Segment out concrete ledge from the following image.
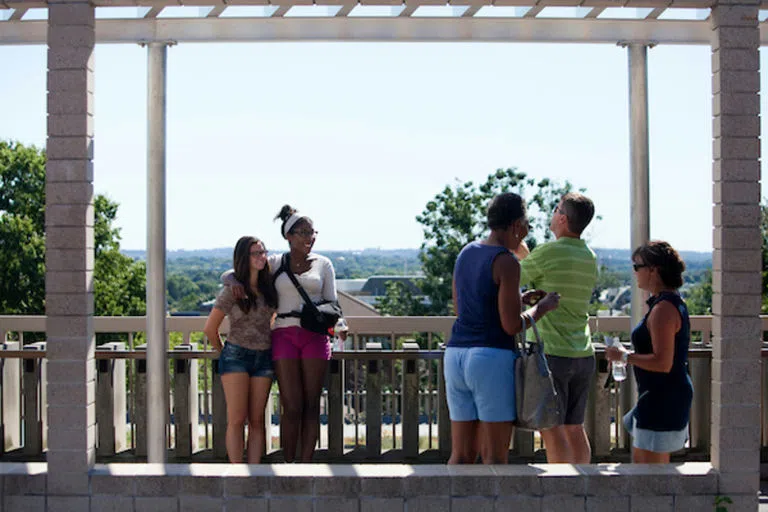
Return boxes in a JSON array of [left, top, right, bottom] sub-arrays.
[[0, 461, 735, 511]]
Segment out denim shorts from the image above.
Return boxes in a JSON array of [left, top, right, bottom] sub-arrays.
[[623, 408, 689, 454], [444, 346, 518, 422], [218, 342, 274, 378]]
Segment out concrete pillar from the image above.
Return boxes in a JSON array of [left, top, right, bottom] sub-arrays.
[[172, 343, 199, 458], [327, 358, 344, 459], [22, 342, 47, 456], [710, 0, 762, 503], [44, 0, 96, 498], [146, 42, 169, 464], [2, 341, 21, 453], [96, 342, 127, 457], [212, 361, 227, 459], [134, 343, 148, 458]]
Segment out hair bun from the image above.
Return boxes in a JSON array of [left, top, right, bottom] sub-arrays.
[[275, 204, 296, 222]]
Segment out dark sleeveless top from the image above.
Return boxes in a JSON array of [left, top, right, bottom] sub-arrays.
[[448, 242, 518, 351], [630, 292, 694, 431]]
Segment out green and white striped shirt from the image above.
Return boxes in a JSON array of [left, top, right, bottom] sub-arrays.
[[519, 237, 598, 358]]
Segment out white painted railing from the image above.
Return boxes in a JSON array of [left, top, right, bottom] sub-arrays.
[[1, 315, 767, 463]]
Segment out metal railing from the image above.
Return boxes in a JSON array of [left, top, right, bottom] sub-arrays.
[[0, 315, 766, 463]]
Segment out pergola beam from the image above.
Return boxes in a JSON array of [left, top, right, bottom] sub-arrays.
[[1, 17, 758, 45]]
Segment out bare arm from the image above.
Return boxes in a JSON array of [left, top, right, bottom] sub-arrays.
[[495, 252, 525, 336], [495, 253, 558, 334], [203, 307, 226, 352], [452, 278, 458, 314], [606, 301, 680, 373], [321, 258, 338, 302], [512, 240, 530, 260]]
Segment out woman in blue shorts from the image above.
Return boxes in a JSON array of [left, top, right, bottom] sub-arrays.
[[445, 192, 560, 464], [204, 236, 278, 463], [606, 241, 693, 463]]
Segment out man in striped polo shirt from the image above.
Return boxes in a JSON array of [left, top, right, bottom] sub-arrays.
[[515, 192, 598, 464]]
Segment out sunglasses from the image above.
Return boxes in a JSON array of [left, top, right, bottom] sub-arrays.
[[293, 229, 317, 238], [632, 263, 648, 271]]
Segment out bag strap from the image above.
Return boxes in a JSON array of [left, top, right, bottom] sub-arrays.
[[272, 254, 287, 284], [282, 253, 323, 320]]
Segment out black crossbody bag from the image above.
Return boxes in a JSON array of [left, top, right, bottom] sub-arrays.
[[275, 253, 342, 336]]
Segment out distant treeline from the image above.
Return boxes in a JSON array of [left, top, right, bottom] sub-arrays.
[[142, 247, 713, 314]]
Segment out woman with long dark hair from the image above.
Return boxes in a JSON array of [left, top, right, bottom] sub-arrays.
[[204, 236, 278, 463], [225, 205, 338, 462], [605, 240, 693, 463]]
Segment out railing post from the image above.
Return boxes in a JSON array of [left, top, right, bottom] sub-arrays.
[[437, 355, 451, 459], [586, 358, 612, 457], [365, 345, 382, 458], [1, 341, 21, 454], [513, 429, 534, 459], [327, 357, 344, 459], [96, 342, 127, 457], [134, 343, 148, 458], [212, 358, 227, 459], [22, 342, 47, 456], [689, 353, 711, 454], [402, 342, 420, 459], [172, 343, 199, 458]]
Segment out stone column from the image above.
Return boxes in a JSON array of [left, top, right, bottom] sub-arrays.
[[45, 1, 96, 506], [710, 1, 762, 507]]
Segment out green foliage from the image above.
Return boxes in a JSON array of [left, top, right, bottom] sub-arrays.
[[714, 495, 732, 512], [0, 140, 146, 325], [0, 142, 47, 314], [375, 281, 426, 316], [686, 269, 712, 316], [762, 201, 768, 314], [413, 167, 578, 315]]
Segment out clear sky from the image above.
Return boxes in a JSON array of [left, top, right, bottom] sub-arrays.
[[1, 39, 765, 253]]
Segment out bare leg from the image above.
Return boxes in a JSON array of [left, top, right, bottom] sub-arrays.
[[274, 359, 303, 463], [221, 372, 250, 463], [563, 424, 592, 464], [540, 425, 574, 463], [299, 358, 329, 462], [448, 420, 479, 464], [246, 376, 273, 464], [477, 422, 514, 464], [633, 447, 670, 463]]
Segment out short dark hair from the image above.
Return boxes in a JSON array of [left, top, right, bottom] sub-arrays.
[[560, 193, 595, 235], [487, 193, 526, 231], [632, 240, 686, 289]]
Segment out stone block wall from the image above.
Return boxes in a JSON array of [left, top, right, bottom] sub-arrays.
[[0, 462, 752, 512]]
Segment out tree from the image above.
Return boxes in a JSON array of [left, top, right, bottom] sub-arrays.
[[375, 281, 426, 317], [0, 142, 47, 314], [762, 201, 768, 313], [686, 269, 712, 316], [0, 140, 145, 321], [413, 168, 579, 315]]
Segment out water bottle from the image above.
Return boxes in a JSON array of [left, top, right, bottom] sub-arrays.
[[605, 336, 627, 382]]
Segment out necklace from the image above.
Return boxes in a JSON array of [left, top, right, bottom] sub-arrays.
[[291, 257, 311, 273]]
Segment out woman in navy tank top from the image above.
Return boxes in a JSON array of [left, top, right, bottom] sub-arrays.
[[606, 241, 693, 463], [445, 193, 561, 464]]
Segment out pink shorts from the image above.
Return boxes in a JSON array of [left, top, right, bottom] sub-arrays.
[[271, 326, 331, 360]]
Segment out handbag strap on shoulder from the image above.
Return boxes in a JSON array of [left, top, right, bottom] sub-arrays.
[[282, 253, 322, 318]]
